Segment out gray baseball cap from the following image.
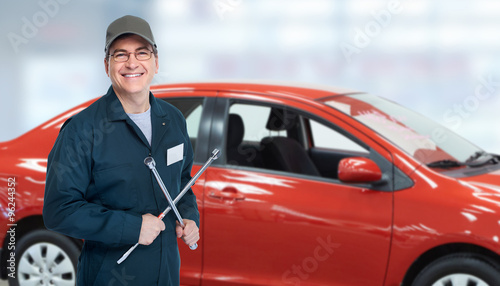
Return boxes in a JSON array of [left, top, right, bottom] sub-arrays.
[[105, 15, 157, 54]]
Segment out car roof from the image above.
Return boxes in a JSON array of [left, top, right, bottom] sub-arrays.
[[150, 81, 360, 101]]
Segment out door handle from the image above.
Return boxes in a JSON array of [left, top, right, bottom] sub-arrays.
[[208, 187, 245, 201]]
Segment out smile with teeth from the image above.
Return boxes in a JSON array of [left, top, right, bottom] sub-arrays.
[[123, 73, 143, 78]]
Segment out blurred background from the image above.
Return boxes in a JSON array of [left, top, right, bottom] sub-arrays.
[[1, 0, 499, 153]]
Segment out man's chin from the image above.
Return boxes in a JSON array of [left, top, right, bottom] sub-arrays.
[[113, 85, 150, 97]]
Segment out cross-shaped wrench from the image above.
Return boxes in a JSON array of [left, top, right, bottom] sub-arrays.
[[144, 156, 198, 250], [117, 148, 220, 264]]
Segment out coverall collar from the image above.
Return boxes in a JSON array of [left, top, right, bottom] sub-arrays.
[[105, 86, 171, 150], [105, 85, 168, 121]]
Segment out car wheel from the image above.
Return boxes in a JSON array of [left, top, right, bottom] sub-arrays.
[[412, 253, 500, 286], [9, 229, 79, 286]]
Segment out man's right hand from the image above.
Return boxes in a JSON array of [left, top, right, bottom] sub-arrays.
[[138, 213, 166, 245]]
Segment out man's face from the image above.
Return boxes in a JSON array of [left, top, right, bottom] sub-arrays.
[[105, 34, 159, 98]]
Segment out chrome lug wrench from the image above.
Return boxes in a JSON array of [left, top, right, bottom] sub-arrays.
[[117, 148, 220, 264], [145, 156, 197, 250]]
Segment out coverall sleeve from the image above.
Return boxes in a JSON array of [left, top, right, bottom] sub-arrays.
[[43, 121, 142, 245]]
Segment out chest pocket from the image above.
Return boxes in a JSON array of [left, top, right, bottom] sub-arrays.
[[94, 163, 138, 210]]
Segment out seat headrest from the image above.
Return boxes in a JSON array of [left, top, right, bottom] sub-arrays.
[[266, 107, 297, 131], [227, 114, 244, 148]]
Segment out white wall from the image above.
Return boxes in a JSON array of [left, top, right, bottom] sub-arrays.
[[1, 0, 499, 153]]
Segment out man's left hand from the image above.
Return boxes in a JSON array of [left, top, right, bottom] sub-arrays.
[[176, 219, 200, 247]]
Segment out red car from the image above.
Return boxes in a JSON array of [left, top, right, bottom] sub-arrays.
[[1, 82, 500, 286]]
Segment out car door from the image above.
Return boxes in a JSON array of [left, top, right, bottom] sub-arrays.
[[160, 95, 215, 285], [201, 95, 394, 285]]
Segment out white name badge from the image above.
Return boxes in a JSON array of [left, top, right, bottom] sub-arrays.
[[167, 143, 184, 166]]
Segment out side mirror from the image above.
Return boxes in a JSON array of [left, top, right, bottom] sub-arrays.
[[338, 157, 383, 184]]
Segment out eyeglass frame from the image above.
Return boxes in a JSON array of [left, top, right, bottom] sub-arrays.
[[107, 48, 156, 63]]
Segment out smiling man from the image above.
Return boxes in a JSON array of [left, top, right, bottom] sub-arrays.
[[43, 15, 200, 285]]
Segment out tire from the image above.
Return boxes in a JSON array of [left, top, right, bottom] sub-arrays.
[[8, 229, 79, 286], [412, 253, 500, 286]]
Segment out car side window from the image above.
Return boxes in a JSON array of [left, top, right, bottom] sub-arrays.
[[309, 120, 368, 154], [186, 105, 202, 140], [162, 98, 204, 152], [226, 102, 370, 180]]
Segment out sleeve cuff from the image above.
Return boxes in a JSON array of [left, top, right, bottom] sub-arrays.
[[120, 212, 143, 245]]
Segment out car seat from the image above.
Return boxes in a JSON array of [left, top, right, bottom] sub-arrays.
[[260, 108, 320, 176], [226, 113, 255, 167]]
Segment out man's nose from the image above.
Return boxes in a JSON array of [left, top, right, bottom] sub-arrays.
[[125, 53, 139, 68]]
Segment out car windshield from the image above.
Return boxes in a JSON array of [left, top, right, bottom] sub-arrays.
[[323, 94, 483, 166]]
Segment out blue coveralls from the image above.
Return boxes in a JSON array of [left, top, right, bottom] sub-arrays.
[[43, 86, 199, 285]]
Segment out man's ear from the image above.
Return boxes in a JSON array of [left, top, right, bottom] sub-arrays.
[[104, 57, 110, 77], [155, 55, 159, 74]]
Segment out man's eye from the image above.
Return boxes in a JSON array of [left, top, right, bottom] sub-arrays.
[[115, 53, 127, 58], [137, 51, 149, 56]]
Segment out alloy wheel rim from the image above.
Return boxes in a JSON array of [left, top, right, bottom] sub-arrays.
[[18, 242, 75, 286], [432, 273, 489, 286]]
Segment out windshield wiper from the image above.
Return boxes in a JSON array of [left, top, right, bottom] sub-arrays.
[[427, 153, 500, 169], [426, 160, 464, 169], [465, 151, 499, 167], [465, 151, 487, 163]]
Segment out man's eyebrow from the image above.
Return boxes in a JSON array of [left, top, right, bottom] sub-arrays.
[[111, 46, 150, 54], [111, 48, 128, 54]]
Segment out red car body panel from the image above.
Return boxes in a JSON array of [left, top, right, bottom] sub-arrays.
[[1, 82, 499, 285]]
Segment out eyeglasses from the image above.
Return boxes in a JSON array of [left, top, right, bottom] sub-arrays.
[[109, 49, 154, 62]]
